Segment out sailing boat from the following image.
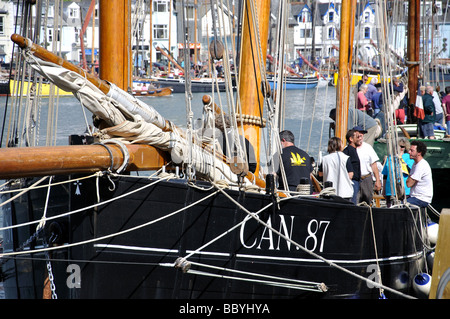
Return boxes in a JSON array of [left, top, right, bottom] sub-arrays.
[[0, 0, 433, 299]]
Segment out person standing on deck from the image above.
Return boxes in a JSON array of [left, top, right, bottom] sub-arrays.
[[443, 86, 450, 138], [357, 74, 368, 91], [421, 86, 436, 139], [381, 138, 414, 207], [274, 130, 313, 193], [406, 140, 433, 208], [319, 137, 354, 201], [372, 86, 383, 117], [365, 77, 378, 108], [357, 84, 372, 117], [343, 129, 361, 204], [354, 126, 381, 205], [432, 85, 444, 127]]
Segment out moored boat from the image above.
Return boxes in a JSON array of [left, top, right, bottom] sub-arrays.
[[0, 0, 436, 300], [132, 80, 173, 97], [267, 75, 319, 90], [150, 75, 231, 93]]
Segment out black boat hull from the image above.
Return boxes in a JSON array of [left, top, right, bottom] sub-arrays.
[[1, 175, 427, 299]]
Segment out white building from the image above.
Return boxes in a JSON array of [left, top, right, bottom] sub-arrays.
[[0, 1, 16, 64]]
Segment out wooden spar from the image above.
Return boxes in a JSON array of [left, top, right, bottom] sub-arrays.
[[295, 50, 328, 80], [11, 33, 110, 94], [239, 0, 270, 176], [0, 144, 169, 179], [155, 46, 184, 71], [407, 0, 420, 109], [267, 54, 301, 77], [335, 0, 355, 141]]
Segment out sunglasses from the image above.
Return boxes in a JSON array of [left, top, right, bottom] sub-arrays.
[[399, 145, 405, 148]]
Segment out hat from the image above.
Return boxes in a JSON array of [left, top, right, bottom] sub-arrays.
[[352, 126, 368, 134], [329, 108, 336, 120]]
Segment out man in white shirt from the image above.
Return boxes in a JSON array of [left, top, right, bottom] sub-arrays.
[[432, 86, 444, 126], [354, 126, 381, 205], [406, 140, 433, 207]]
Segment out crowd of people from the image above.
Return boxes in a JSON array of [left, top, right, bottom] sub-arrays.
[[272, 127, 433, 209], [356, 75, 408, 124], [415, 84, 450, 139], [356, 73, 450, 140]]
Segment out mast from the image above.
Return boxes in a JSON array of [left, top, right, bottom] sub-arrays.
[[238, 0, 271, 176], [335, 0, 356, 141], [149, 0, 153, 76], [99, 0, 130, 90], [407, 0, 420, 110]]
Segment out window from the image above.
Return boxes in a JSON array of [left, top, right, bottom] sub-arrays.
[[41, 5, 54, 17], [328, 27, 335, 39], [75, 27, 80, 44], [185, 6, 194, 19], [0, 16, 4, 35], [69, 6, 79, 18], [328, 11, 334, 23], [48, 29, 61, 42], [153, 0, 169, 12], [299, 9, 310, 23], [364, 27, 370, 39], [364, 12, 370, 23], [299, 28, 312, 38], [153, 24, 168, 39]]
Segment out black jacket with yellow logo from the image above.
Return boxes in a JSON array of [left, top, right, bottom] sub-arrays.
[[276, 145, 313, 192]]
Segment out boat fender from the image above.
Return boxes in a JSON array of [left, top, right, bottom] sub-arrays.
[[427, 222, 439, 245], [393, 271, 409, 290], [413, 273, 431, 297], [174, 257, 191, 273]]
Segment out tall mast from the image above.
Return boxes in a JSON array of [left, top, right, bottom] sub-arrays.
[[407, 0, 420, 109], [335, 0, 356, 141], [238, 0, 271, 176], [99, 0, 130, 90]]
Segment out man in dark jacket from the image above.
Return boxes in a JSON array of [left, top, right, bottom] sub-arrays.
[[274, 130, 313, 192], [421, 86, 436, 139], [343, 129, 361, 204]]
